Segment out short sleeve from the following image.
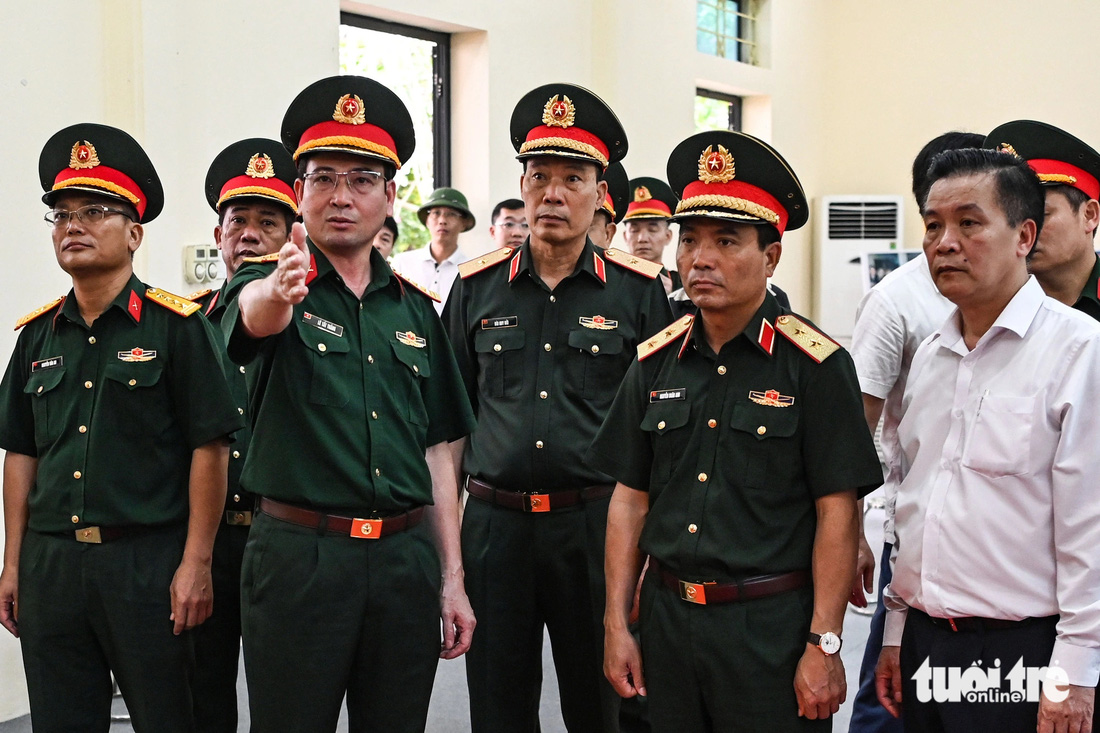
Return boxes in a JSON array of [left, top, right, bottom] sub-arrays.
[[585, 358, 654, 491], [222, 263, 276, 366], [440, 275, 479, 414], [850, 289, 905, 400], [168, 313, 245, 449], [419, 300, 476, 446], [0, 334, 37, 456]]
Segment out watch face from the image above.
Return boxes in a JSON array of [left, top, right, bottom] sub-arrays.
[[820, 632, 842, 655]]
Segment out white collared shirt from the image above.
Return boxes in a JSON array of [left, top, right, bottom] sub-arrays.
[[850, 254, 953, 543], [390, 245, 467, 314], [884, 276, 1100, 685]]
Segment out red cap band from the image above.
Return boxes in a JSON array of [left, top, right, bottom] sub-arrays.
[[296, 121, 400, 167], [679, 179, 788, 234], [1029, 159, 1100, 200], [53, 165, 147, 218], [218, 175, 298, 212], [521, 125, 610, 167], [625, 199, 672, 218]]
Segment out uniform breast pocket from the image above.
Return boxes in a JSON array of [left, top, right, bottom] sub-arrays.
[[391, 341, 432, 426], [566, 329, 625, 400], [730, 401, 801, 489], [962, 394, 1035, 478], [640, 400, 691, 484], [24, 367, 66, 446], [473, 328, 525, 399], [103, 362, 166, 440], [295, 319, 352, 407]]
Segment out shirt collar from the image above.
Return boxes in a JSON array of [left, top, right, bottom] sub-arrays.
[[416, 244, 466, 267], [509, 238, 607, 288], [688, 291, 781, 359], [1076, 254, 1100, 307], [934, 276, 1044, 354], [308, 240, 402, 298], [57, 272, 147, 329]]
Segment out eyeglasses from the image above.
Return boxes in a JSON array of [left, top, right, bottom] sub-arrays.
[[497, 221, 529, 231], [44, 204, 134, 227], [302, 170, 386, 195]]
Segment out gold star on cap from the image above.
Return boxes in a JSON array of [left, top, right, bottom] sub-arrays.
[[542, 95, 576, 128], [698, 144, 736, 184], [69, 141, 101, 170], [245, 153, 275, 179], [333, 94, 366, 125], [634, 185, 652, 202]]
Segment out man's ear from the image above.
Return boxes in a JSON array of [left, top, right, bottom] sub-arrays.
[[764, 241, 782, 277], [1018, 219, 1038, 258]]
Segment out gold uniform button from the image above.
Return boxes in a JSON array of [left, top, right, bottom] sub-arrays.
[[36, 386, 43, 394], [71, 515, 79, 524], [238, 407, 245, 415], [318, 343, 327, 352], [549, 295, 556, 303], [371, 411, 378, 420], [84, 381, 93, 389], [697, 473, 707, 482], [88, 336, 96, 345], [539, 391, 548, 399], [79, 425, 87, 433], [368, 355, 375, 364], [657, 421, 666, 430], [374, 468, 381, 477], [239, 366, 246, 374], [413, 365, 419, 374], [717, 365, 727, 375], [544, 343, 552, 352], [688, 523, 698, 534], [493, 344, 502, 352], [128, 379, 136, 386], [232, 451, 240, 459], [233, 494, 241, 503], [708, 419, 717, 428], [590, 345, 600, 354], [73, 471, 82, 479], [757, 425, 767, 435], [535, 440, 544, 449]]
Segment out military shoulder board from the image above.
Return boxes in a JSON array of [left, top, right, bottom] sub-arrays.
[[603, 248, 663, 279], [145, 288, 202, 317], [241, 253, 281, 264], [185, 288, 213, 302], [394, 272, 441, 302], [458, 247, 515, 279], [637, 314, 694, 361], [14, 296, 64, 331], [774, 314, 839, 363]]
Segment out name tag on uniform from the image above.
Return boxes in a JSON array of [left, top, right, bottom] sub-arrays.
[[31, 356, 63, 372], [118, 348, 156, 362], [302, 312, 344, 338], [650, 388, 686, 402], [481, 316, 518, 329]]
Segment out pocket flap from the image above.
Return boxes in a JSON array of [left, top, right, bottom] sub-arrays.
[[474, 328, 525, 354], [104, 362, 164, 390], [25, 367, 66, 396], [640, 400, 691, 434], [295, 317, 351, 356], [568, 328, 624, 357], [731, 400, 799, 440], [391, 341, 432, 378]]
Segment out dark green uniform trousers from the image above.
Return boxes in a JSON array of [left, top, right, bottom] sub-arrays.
[[191, 522, 249, 732], [240, 511, 442, 733], [462, 496, 619, 733], [639, 574, 827, 732], [18, 526, 194, 733]]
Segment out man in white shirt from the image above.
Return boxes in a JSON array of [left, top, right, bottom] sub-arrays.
[[875, 147, 1100, 733], [391, 187, 473, 313], [847, 132, 981, 733]]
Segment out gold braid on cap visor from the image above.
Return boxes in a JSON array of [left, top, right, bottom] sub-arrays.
[[53, 177, 141, 206], [675, 194, 780, 225], [294, 136, 401, 167], [519, 137, 609, 167], [1038, 173, 1078, 186], [217, 186, 298, 214]]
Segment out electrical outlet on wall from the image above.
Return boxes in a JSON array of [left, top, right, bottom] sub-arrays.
[[183, 244, 224, 285]]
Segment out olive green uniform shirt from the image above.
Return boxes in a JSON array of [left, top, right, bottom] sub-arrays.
[[224, 243, 475, 514], [0, 274, 243, 533], [587, 294, 882, 580], [442, 239, 673, 490], [1072, 254, 1100, 322]]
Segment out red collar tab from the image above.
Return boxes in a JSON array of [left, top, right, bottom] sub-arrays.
[[305, 254, 318, 286], [1029, 159, 1100, 200], [677, 317, 695, 360], [508, 249, 523, 282], [758, 317, 775, 355], [127, 290, 143, 323], [204, 290, 220, 317], [593, 250, 607, 283]]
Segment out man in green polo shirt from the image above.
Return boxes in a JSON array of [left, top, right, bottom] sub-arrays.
[[984, 121, 1100, 320], [0, 123, 242, 732], [590, 130, 881, 732], [188, 137, 298, 732], [223, 76, 476, 733], [443, 83, 672, 733]]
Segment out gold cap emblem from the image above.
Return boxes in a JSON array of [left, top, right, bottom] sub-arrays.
[[246, 153, 275, 179], [333, 94, 366, 125], [633, 185, 652, 202], [69, 141, 100, 170], [542, 95, 576, 128], [698, 145, 736, 184]]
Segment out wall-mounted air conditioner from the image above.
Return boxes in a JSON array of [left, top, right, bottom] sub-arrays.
[[814, 195, 905, 340]]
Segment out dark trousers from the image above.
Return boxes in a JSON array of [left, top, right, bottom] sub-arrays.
[[241, 511, 442, 733], [462, 495, 618, 733], [192, 522, 249, 732], [900, 609, 1058, 732], [848, 541, 903, 733], [18, 526, 195, 733], [639, 571, 828, 733]]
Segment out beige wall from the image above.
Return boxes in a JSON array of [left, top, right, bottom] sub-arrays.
[[3, 0, 1100, 721]]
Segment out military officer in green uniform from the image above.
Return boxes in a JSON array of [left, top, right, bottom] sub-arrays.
[[187, 138, 298, 732], [588, 161, 629, 249], [984, 121, 1100, 320], [0, 123, 243, 732], [443, 83, 672, 733], [622, 177, 680, 294], [590, 130, 882, 732], [223, 76, 476, 733]]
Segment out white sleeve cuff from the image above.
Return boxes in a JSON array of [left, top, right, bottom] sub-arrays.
[[883, 607, 908, 647], [1049, 639, 1100, 687]]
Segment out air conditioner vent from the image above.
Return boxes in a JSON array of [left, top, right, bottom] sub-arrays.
[[827, 202, 900, 240]]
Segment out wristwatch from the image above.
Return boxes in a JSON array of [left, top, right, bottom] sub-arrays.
[[808, 631, 842, 655]]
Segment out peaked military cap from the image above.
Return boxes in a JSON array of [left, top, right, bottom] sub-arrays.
[[600, 162, 630, 224], [205, 138, 298, 215], [282, 75, 415, 169], [624, 176, 678, 221], [40, 123, 164, 223], [985, 120, 1100, 201], [510, 83, 627, 169], [667, 130, 808, 235]]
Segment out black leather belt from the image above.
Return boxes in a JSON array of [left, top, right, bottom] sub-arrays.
[[258, 497, 424, 540], [465, 477, 613, 513], [653, 560, 810, 605]]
